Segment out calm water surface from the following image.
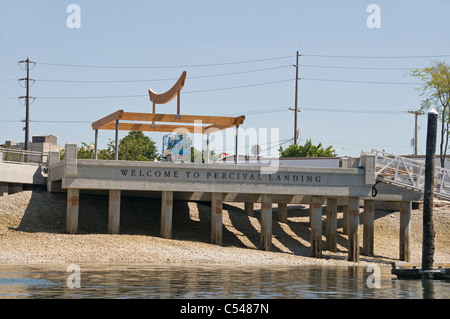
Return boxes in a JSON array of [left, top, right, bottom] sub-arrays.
[[0, 263, 448, 299]]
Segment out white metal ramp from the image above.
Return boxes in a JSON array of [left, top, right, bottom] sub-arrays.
[[363, 149, 450, 201]]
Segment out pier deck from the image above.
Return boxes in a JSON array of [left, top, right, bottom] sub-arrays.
[[42, 143, 427, 263]]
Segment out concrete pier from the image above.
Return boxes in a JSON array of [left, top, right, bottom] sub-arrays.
[[161, 191, 173, 239], [260, 194, 273, 251], [66, 188, 79, 234], [44, 143, 429, 263]]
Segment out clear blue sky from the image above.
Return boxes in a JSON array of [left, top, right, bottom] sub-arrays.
[[1, 0, 449, 158]]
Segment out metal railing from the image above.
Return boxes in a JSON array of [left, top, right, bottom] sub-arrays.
[[363, 149, 450, 201], [0, 148, 48, 166]]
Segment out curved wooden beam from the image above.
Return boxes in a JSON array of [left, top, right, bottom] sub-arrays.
[[148, 71, 187, 104]]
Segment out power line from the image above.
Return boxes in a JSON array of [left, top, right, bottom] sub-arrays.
[[302, 54, 450, 59], [301, 107, 404, 115], [35, 55, 293, 69], [301, 77, 421, 85], [0, 105, 412, 124], [300, 64, 415, 71], [35, 79, 295, 99], [33, 65, 292, 83]]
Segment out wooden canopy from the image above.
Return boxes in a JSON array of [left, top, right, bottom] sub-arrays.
[[90, 71, 245, 162], [92, 110, 245, 134]]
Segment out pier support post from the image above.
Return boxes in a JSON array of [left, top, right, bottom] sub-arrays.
[[310, 196, 325, 258], [211, 192, 223, 245], [108, 189, 121, 234], [0, 182, 8, 196], [66, 188, 79, 234], [244, 202, 254, 216], [363, 200, 375, 256], [161, 191, 173, 239], [326, 198, 337, 252], [342, 205, 348, 235], [400, 201, 411, 262], [347, 197, 360, 262], [278, 203, 288, 223], [8, 183, 22, 194], [260, 194, 273, 251]]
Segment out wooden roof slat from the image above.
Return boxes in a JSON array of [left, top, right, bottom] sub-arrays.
[[120, 112, 244, 125], [92, 110, 245, 134], [92, 110, 124, 130], [99, 122, 211, 134]]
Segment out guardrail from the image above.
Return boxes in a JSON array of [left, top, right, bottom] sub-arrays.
[[0, 148, 48, 166], [363, 149, 450, 201]]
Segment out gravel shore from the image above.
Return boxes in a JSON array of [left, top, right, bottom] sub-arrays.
[[0, 190, 449, 266]]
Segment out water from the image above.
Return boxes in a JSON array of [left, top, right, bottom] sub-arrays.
[[0, 263, 448, 299]]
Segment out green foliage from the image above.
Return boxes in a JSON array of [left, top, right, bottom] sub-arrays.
[[117, 131, 158, 161], [279, 139, 336, 158], [190, 146, 218, 163], [411, 61, 450, 118], [60, 131, 157, 161], [411, 61, 450, 167], [77, 142, 95, 159]]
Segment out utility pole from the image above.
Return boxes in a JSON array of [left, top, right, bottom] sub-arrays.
[[406, 110, 425, 157], [18, 57, 35, 151], [294, 51, 300, 145]]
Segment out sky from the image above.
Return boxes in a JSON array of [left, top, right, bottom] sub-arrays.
[[0, 0, 449, 158]]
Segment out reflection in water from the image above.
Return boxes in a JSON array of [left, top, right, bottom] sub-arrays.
[[0, 264, 448, 299]]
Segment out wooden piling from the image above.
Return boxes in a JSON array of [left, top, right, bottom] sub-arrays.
[[363, 200, 375, 256], [342, 205, 348, 235], [400, 201, 411, 262], [108, 189, 121, 234], [0, 182, 8, 196], [244, 202, 254, 216], [422, 109, 438, 278], [161, 191, 173, 239], [211, 192, 223, 245], [347, 197, 360, 262], [326, 198, 337, 252], [260, 194, 273, 251], [278, 203, 288, 223], [310, 196, 324, 258]]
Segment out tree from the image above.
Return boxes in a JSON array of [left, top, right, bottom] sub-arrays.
[[190, 146, 218, 163], [59, 132, 158, 161], [279, 139, 336, 158], [411, 61, 450, 168], [117, 131, 158, 161], [77, 142, 96, 159]]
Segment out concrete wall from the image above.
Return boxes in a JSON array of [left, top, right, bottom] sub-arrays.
[[0, 162, 46, 185]]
